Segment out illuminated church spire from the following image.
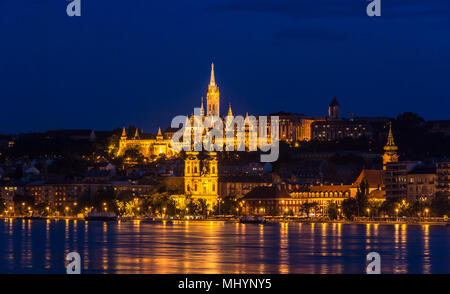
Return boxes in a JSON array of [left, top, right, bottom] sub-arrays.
[[121, 127, 127, 138], [227, 103, 233, 117], [206, 63, 220, 116], [200, 97, 205, 116], [383, 122, 399, 169], [156, 127, 163, 141], [386, 122, 396, 147], [210, 63, 216, 86]]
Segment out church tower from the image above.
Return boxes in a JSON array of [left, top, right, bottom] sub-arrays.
[[184, 152, 218, 207], [328, 97, 340, 120], [383, 122, 399, 170], [206, 63, 220, 117]]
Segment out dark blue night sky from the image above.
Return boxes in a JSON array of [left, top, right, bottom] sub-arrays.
[[1, 0, 449, 134]]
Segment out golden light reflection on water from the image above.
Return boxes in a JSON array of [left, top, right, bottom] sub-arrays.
[[365, 224, 371, 250], [422, 225, 430, 274], [337, 223, 342, 251], [102, 222, 108, 271], [279, 222, 289, 274], [258, 224, 265, 274], [0, 219, 446, 274], [83, 221, 89, 271], [45, 220, 51, 269]]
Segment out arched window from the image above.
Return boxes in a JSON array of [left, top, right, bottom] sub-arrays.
[[194, 184, 198, 191], [212, 184, 216, 192]]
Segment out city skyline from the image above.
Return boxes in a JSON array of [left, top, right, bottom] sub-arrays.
[[1, 0, 450, 134]]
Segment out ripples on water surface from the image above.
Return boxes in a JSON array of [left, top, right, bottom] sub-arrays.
[[0, 219, 448, 274]]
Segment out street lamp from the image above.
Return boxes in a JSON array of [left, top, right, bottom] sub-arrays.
[[367, 208, 370, 218], [395, 208, 399, 221], [425, 208, 429, 219]]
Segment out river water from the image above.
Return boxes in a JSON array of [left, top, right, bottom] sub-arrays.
[[0, 219, 448, 274]]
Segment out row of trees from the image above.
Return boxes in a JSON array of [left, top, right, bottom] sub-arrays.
[[3, 190, 243, 217]]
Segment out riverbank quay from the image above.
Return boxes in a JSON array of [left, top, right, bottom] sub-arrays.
[[1, 215, 448, 226]]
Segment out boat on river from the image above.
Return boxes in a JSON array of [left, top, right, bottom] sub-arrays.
[[239, 215, 266, 224], [84, 212, 118, 221]]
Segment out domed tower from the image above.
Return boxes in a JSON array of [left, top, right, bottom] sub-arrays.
[[328, 97, 340, 120]]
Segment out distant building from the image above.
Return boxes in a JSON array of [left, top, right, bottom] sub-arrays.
[[117, 127, 176, 160], [425, 120, 450, 136], [350, 169, 385, 200], [244, 169, 386, 216], [311, 97, 390, 142], [436, 161, 450, 200], [219, 175, 270, 199], [273, 111, 325, 143], [406, 165, 437, 203], [311, 118, 373, 141], [0, 185, 22, 208], [24, 181, 157, 209], [290, 184, 351, 212], [384, 161, 420, 201], [242, 186, 296, 215]]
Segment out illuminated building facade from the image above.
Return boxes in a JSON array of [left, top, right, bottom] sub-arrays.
[[184, 152, 219, 206], [275, 112, 325, 143], [117, 127, 176, 160]]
